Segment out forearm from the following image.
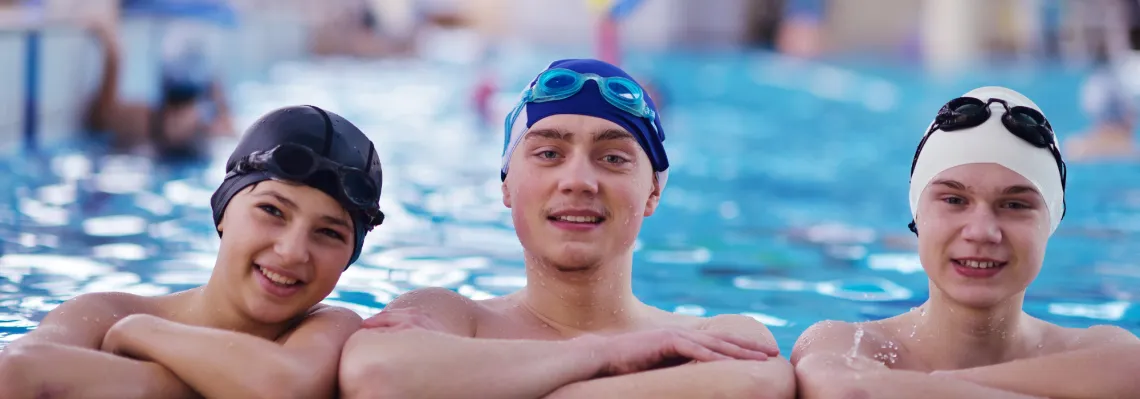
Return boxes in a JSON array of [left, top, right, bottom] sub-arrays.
[[0, 342, 198, 399], [341, 329, 604, 399], [125, 318, 324, 399], [943, 343, 1140, 399], [545, 359, 795, 399], [796, 354, 1043, 399]]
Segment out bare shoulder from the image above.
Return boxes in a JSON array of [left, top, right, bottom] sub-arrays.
[[385, 286, 479, 314], [299, 304, 365, 329], [791, 319, 889, 365], [1061, 323, 1140, 350], [375, 287, 482, 336], [699, 314, 777, 346], [18, 292, 154, 348]]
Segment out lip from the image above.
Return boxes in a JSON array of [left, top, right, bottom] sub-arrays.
[[548, 208, 606, 218], [255, 263, 306, 283], [547, 208, 606, 232], [950, 258, 1008, 279], [252, 264, 305, 298]]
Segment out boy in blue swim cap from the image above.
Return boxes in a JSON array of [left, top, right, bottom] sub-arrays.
[[0, 105, 381, 398], [792, 87, 1140, 398], [339, 58, 794, 399]]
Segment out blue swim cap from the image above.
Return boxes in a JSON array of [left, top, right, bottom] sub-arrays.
[[501, 58, 668, 190]]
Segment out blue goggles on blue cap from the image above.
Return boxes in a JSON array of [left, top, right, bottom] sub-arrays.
[[502, 68, 662, 154]]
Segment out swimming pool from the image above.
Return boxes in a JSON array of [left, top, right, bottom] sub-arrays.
[[2, 50, 1138, 355]]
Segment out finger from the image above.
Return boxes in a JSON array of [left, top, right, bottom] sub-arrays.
[[683, 331, 771, 361], [701, 331, 781, 357], [668, 333, 735, 363]]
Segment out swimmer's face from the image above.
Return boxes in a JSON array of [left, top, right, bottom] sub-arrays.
[[502, 114, 660, 272], [215, 180, 354, 323], [915, 163, 1051, 308]]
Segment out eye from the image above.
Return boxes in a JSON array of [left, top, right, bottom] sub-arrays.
[[319, 228, 347, 242], [602, 154, 630, 164], [258, 204, 284, 218], [940, 196, 965, 206], [1002, 201, 1032, 210], [533, 149, 560, 160]]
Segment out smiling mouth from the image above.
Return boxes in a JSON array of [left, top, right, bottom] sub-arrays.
[[255, 264, 301, 286], [548, 215, 605, 224], [952, 259, 1008, 269]]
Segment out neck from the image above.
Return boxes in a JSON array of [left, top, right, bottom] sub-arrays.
[[910, 284, 1032, 369], [176, 282, 292, 341], [520, 250, 643, 335]]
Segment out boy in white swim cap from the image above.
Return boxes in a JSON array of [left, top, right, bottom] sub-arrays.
[[791, 87, 1140, 398]]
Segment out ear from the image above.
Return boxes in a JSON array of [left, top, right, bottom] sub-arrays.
[[501, 180, 512, 209], [643, 177, 661, 217]]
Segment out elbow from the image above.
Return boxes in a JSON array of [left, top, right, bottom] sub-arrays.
[[243, 364, 330, 399], [0, 343, 54, 399], [0, 347, 27, 398], [793, 354, 870, 399], [730, 359, 796, 399], [337, 333, 407, 399]]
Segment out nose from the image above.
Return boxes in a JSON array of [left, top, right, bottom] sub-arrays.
[[556, 151, 599, 196], [274, 225, 311, 265], [960, 205, 1002, 244]]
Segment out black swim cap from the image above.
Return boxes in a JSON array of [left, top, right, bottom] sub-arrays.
[[210, 105, 383, 268]]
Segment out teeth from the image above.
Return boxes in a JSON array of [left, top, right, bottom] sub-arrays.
[[556, 215, 601, 223], [959, 260, 1000, 269], [259, 266, 299, 285]]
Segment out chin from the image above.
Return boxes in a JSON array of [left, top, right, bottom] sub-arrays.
[[537, 244, 605, 272], [941, 285, 1020, 309]]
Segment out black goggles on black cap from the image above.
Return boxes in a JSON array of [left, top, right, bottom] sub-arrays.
[[907, 96, 1067, 233], [228, 143, 385, 228]]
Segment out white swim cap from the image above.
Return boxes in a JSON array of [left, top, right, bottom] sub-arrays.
[[908, 86, 1066, 235]]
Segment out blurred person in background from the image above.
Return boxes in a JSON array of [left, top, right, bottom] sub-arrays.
[[775, 0, 825, 58], [1064, 0, 1140, 162], [84, 16, 235, 161], [1065, 42, 1138, 161], [308, 0, 471, 58]]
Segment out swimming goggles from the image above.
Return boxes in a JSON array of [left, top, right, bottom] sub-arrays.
[[503, 68, 661, 153], [229, 143, 385, 227], [907, 96, 1067, 232]]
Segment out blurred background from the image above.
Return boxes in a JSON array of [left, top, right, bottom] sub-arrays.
[[0, 0, 1138, 353]]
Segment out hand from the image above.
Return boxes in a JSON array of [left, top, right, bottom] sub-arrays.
[[361, 307, 448, 332], [587, 328, 781, 376], [101, 314, 158, 360]]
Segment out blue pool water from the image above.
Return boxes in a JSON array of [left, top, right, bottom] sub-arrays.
[[1, 51, 1139, 355]]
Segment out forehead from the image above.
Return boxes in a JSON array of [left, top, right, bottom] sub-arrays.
[[929, 163, 1037, 193], [247, 180, 346, 213], [527, 114, 628, 138]]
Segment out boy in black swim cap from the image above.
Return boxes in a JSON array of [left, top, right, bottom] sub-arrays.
[[0, 105, 380, 399]]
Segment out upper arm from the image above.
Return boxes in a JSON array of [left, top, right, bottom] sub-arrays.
[[374, 287, 479, 337], [1068, 325, 1140, 350], [791, 320, 886, 369], [281, 306, 363, 357], [13, 292, 138, 349], [701, 314, 779, 348]]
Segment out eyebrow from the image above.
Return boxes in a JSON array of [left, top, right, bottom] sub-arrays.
[[930, 179, 1042, 196], [255, 190, 353, 230], [524, 128, 635, 143]]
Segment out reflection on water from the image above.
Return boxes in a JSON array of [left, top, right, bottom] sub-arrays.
[[2, 55, 1140, 352]]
